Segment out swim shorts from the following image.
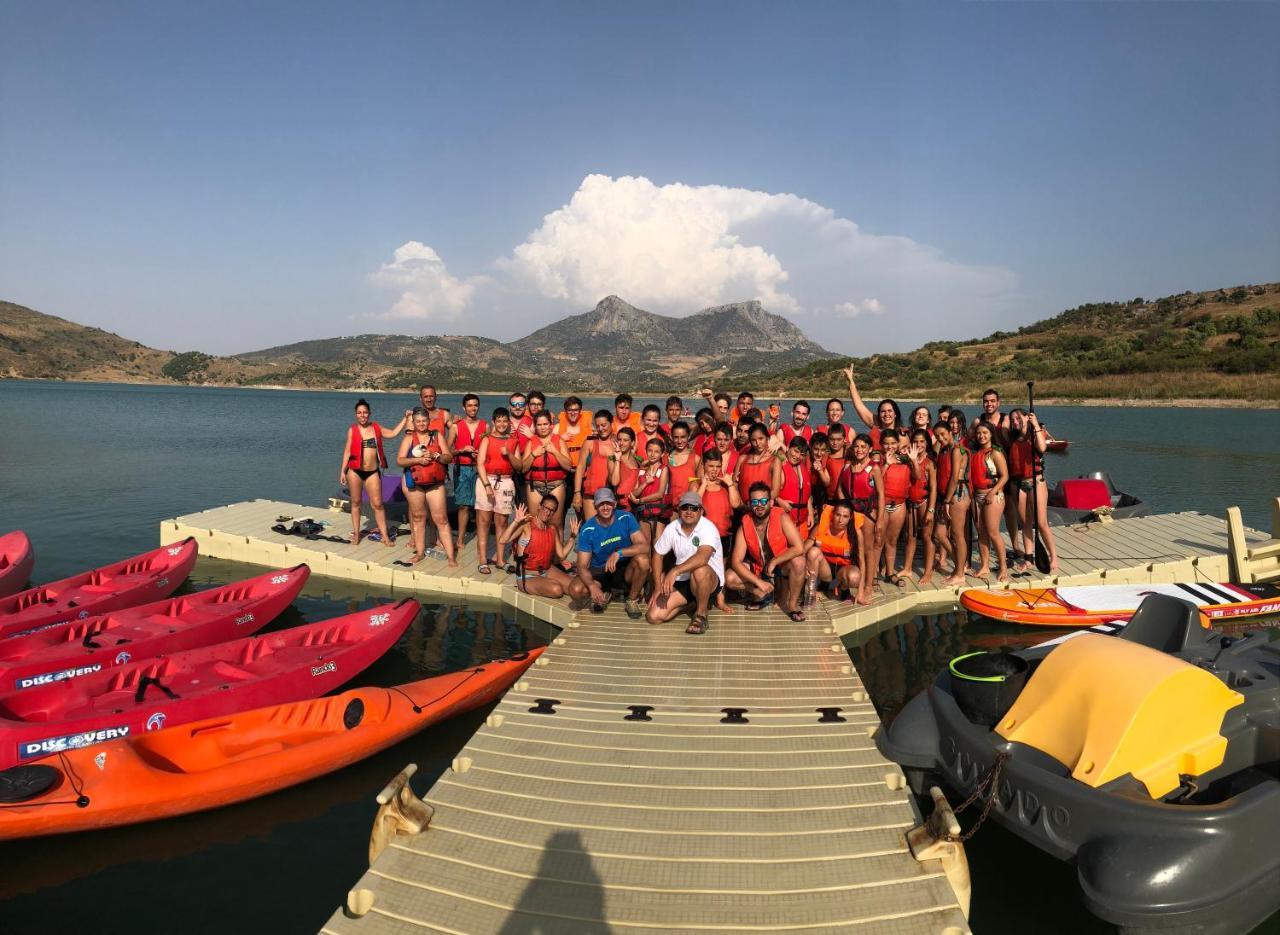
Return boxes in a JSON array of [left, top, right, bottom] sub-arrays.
[[454, 464, 477, 507], [475, 475, 515, 515]]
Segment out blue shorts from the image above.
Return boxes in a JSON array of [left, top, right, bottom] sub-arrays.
[[453, 464, 477, 507]]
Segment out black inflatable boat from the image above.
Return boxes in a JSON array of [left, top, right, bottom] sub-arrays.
[[1045, 470, 1150, 525], [877, 593, 1280, 934]]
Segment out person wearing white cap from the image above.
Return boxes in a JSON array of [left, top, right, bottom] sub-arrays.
[[647, 490, 725, 634], [569, 487, 651, 617]]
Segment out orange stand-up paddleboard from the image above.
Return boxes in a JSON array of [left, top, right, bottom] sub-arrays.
[[961, 581, 1280, 627], [0, 648, 541, 839]]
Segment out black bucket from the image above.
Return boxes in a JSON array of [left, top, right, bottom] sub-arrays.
[[948, 651, 1029, 728]]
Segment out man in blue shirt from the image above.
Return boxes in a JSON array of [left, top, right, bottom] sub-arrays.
[[570, 488, 651, 618]]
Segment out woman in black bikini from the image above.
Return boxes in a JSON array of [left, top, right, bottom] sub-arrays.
[[338, 398, 408, 547], [396, 406, 456, 566]]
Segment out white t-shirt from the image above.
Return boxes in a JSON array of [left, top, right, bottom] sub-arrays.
[[653, 516, 725, 586]]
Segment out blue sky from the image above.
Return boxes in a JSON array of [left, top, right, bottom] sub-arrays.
[[1, 0, 1276, 355]]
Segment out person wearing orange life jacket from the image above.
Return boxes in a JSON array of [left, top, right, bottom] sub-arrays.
[[396, 406, 456, 567], [691, 408, 717, 457], [843, 366, 903, 452], [693, 448, 742, 561], [451, 393, 487, 561], [707, 422, 740, 477], [773, 436, 813, 537], [808, 432, 830, 514], [515, 411, 572, 534], [838, 433, 885, 593], [663, 396, 685, 437], [475, 407, 518, 574], [970, 422, 1010, 583], [877, 431, 919, 587], [611, 393, 643, 436], [819, 424, 851, 503], [902, 428, 939, 586], [556, 395, 589, 473], [498, 498, 580, 599], [637, 404, 668, 454], [804, 500, 871, 605], [733, 422, 776, 504], [728, 482, 809, 621], [629, 437, 672, 543], [574, 410, 616, 521], [1007, 408, 1060, 573], [338, 398, 409, 548], [773, 399, 813, 451], [609, 428, 641, 507], [665, 421, 700, 509]]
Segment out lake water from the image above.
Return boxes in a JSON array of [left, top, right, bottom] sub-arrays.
[[1, 380, 1279, 934]]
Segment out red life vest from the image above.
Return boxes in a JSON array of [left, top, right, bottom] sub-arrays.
[[633, 462, 670, 520], [638, 429, 667, 454], [1008, 437, 1037, 480], [347, 423, 386, 470], [693, 433, 715, 456], [702, 484, 733, 536], [883, 462, 911, 503], [581, 438, 614, 495], [482, 434, 516, 478], [907, 459, 929, 503], [407, 430, 446, 487], [780, 424, 813, 445], [824, 453, 847, 499], [737, 455, 774, 503], [667, 453, 699, 504], [522, 522, 556, 572], [527, 435, 569, 484], [741, 507, 789, 576], [453, 419, 488, 467], [614, 455, 640, 502], [970, 448, 997, 491], [715, 446, 739, 476], [777, 460, 810, 528], [937, 447, 953, 496]]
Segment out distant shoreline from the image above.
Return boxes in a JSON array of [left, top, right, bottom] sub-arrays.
[[4, 375, 1278, 409]]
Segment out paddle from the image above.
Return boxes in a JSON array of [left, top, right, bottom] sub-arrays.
[[1027, 381, 1052, 575]]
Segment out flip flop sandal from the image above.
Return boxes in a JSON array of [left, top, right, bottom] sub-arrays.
[[686, 615, 709, 635], [392, 560, 414, 568], [478, 564, 492, 575], [271, 524, 290, 534], [744, 600, 767, 611], [788, 610, 806, 623], [275, 515, 293, 523], [366, 533, 383, 542], [504, 563, 517, 574]]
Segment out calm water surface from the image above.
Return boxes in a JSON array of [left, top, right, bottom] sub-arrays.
[[2, 380, 1279, 933]]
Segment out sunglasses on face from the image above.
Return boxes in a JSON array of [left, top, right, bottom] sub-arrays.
[[677, 504, 702, 513], [749, 497, 769, 507], [509, 401, 526, 408]]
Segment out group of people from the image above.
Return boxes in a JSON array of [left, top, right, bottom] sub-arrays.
[[339, 371, 1061, 633]]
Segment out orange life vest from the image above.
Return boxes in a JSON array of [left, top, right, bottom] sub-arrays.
[[522, 522, 556, 572], [741, 507, 789, 576], [557, 413, 589, 468], [812, 505, 862, 567], [482, 434, 515, 478]]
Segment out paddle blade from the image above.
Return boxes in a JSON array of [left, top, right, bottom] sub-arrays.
[[1034, 535, 1052, 575]]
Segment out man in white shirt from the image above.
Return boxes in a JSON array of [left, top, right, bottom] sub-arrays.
[[647, 490, 725, 634]]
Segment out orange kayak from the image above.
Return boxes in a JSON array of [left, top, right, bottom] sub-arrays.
[[0, 648, 540, 839]]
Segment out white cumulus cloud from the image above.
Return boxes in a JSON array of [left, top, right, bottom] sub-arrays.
[[371, 175, 1020, 352], [369, 241, 479, 321], [836, 298, 885, 318]]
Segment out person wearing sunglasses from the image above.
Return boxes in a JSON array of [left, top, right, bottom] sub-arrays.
[[728, 482, 809, 621], [646, 491, 725, 634]]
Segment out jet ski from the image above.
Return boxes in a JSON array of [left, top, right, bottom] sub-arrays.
[[877, 593, 1280, 935]]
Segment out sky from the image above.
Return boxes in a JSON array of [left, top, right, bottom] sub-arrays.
[[1, 1, 1277, 356]]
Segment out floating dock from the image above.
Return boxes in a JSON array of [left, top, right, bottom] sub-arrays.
[[158, 499, 1273, 934]]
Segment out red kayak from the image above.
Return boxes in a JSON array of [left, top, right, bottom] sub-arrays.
[[1046, 439, 1069, 453], [0, 539, 199, 640], [0, 532, 35, 600], [0, 565, 311, 693], [0, 598, 418, 770]]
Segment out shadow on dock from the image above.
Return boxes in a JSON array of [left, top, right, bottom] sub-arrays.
[[498, 830, 611, 935]]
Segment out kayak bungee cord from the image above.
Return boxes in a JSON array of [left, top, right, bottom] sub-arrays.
[[386, 651, 531, 715], [0, 751, 90, 810]]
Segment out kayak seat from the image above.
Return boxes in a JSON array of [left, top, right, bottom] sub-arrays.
[[212, 660, 255, 680], [1059, 478, 1112, 511], [1117, 595, 1199, 654]]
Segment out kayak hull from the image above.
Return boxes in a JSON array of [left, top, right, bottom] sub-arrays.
[[0, 598, 418, 770], [0, 539, 199, 639], [0, 649, 540, 839], [961, 581, 1280, 627], [0, 532, 35, 599], [0, 565, 311, 692]]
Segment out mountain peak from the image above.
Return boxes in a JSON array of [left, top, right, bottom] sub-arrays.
[[585, 295, 652, 335]]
